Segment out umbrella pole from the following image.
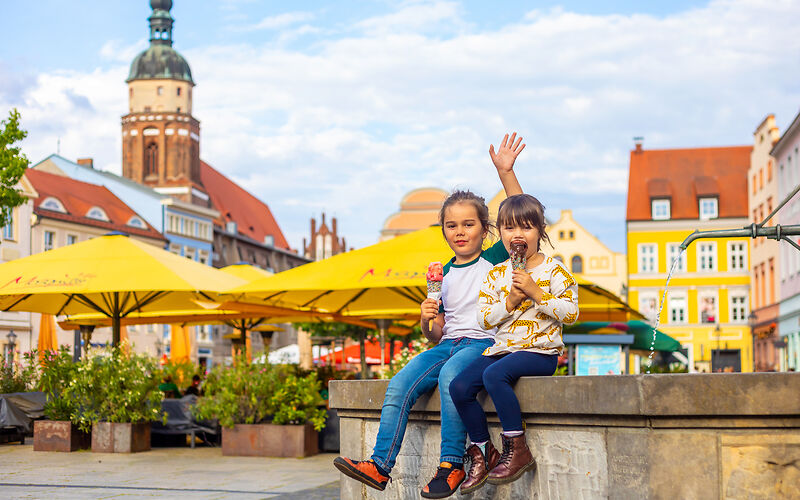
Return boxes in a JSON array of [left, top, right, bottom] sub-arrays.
[[111, 292, 121, 347]]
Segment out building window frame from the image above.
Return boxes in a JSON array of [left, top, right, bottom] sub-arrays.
[[697, 242, 717, 272], [728, 291, 748, 323], [699, 197, 719, 220], [651, 198, 671, 220], [667, 243, 686, 273], [727, 241, 747, 271], [638, 243, 657, 273], [698, 290, 718, 324], [43, 230, 55, 251], [639, 291, 659, 325], [2, 209, 15, 241], [668, 291, 687, 324]]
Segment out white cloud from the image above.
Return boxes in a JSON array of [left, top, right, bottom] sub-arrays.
[[99, 39, 148, 63], [235, 11, 315, 32], [5, 0, 800, 253]]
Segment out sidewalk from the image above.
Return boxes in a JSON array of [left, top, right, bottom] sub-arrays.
[[0, 442, 340, 499]]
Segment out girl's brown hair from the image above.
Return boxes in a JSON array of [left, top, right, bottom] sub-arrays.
[[438, 190, 491, 233], [497, 194, 552, 250]]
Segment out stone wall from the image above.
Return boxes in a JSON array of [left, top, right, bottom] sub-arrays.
[[330, 373, 800, 499]]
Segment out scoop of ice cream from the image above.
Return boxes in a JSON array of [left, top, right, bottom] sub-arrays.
[[510, 240, 528, 256], [510, 241, 528, 271], [426, 261, 444, 281]]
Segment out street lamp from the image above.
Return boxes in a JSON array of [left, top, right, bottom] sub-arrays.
[[6, 330, 17, 363], [748, 310, 758, 372]]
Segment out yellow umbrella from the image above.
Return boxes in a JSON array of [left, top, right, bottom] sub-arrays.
[[0, 234, 246, 346], [37, 314, 58, 363], [228, 225, 642, 322], [170, 324, 190, 363]]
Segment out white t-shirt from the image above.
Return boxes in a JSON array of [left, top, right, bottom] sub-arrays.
[[439, 240, 509, 341]]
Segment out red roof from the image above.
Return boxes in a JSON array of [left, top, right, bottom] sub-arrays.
[[199, 161, 290, 250], [25, 169, 165, 241], [626, 146, 752, 221]]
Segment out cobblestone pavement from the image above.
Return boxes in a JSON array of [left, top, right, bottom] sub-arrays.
[[0, 442, 340, 499]]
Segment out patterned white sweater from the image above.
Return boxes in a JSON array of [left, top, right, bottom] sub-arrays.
[[477, 255, 579, 356]]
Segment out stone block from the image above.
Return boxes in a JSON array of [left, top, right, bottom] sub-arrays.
[[721, 433, 800, 499], [606, 428, 649, 499], [646, 430, 718, 499]]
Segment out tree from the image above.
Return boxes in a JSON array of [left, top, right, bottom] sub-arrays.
[[296, 322, 373, 379], [0, 109, 29, 228]]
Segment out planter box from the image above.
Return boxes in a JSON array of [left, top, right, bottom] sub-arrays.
[[91, 422, 150, 453], [222, 423, 318, 458], [34, 420, 90, 452]]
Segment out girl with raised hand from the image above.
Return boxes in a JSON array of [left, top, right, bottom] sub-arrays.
[[334, 133, 526, 499], [449, 194, 579, 494]]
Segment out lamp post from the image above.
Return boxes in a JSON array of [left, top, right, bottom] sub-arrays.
[[6, 330, 17, 364], [714, 323, 722, 372]]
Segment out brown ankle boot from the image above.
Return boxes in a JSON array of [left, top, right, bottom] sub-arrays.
[[486, 433, 536, 485], [460, 442, 500, 494]]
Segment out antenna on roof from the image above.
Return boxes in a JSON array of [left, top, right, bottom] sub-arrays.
[[633, 136, 644, 153], [57, 137, 61, 155]]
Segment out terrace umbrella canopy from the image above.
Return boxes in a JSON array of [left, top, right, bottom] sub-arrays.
[[228, 225, 643, 323], [37, 314, 58, 362], [0, 234, 246, 346]]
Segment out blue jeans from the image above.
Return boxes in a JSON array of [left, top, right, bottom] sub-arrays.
[[450, 351, 557, 443], [370, 337, 494, 473]]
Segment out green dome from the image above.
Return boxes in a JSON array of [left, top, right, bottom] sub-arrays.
[[127, 44, 194, 84]]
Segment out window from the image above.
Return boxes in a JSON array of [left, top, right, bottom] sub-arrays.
[[667, 243, 686, 273], [44, 231, 55, 251], [41, 197, 66, 213], [638, 244, 657, 273], [559, 231, 565, 240], [768, 160, 773, 181], [127, 216, 146, 229], [144, 106, 151, 112], [157, 86, 163, 96], [698, 242, 716, 271], [699, 197, 718, 220], [144, 142, 158, 177], [639, 292, 658, 325], [651, 199, 671, 220], [729, 293, 747, 323], [86, 207, 109, 221], [668, 293, 687, 324], [699, 292, 717, 324], [759, 168, 764, 190], [67, 234, 77, 245], [571, 255, 583, 274], [728, 242, 747, 271], [2, 210, 14, 241], [176, 87, 182, 96], [569, 230, 574, 239]]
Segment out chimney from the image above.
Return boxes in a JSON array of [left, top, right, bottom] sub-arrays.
[[633, 137, 644, 154], [77, 158, 94, 168], [332, 216, 337, 236], [310, 217, 316, 238], [321, 212, 326, 227]]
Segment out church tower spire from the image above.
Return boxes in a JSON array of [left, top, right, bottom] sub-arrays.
[[121, 0, 207, 206]]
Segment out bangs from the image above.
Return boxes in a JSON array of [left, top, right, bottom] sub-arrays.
[[497, 195, 544, 229]]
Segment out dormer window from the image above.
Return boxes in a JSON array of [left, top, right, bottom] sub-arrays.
[[699, 197, 718, 220], [40, 197, 67, 213], [651, 199, 670, 220], [86, 207, 109, 222], [127, 216, 146, 229]]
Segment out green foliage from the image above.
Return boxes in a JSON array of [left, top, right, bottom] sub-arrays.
[[64, 348, 163, 432], [269, 372, 326, 431], [295, 321, 371, 340], [194, 353, 327, 430], [0, 108, 30, 227], [641, 360, 689, 374], [0, 351, 38, 394], [159, 358, 196, 387], [38, 347, 79, 421], [553, 364, 569, 376]]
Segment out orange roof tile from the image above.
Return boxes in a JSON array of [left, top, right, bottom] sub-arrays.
[[626, 146, 752, 221], [199, 161, 290, 250], [25, 169, 165, 241]]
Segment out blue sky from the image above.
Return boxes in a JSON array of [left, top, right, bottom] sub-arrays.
[[2, 0, 800, 254]]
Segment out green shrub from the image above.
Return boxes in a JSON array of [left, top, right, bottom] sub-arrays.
[[38, 347, 79, 421], [269, 371, 326, 430], [0, 351, 38, 394], [64, 348, 163, 432]]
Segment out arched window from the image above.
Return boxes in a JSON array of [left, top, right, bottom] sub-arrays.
[[40, 197, 67, 213], [86, 207, 109, 221], [127, 216, 147, 229], [145, 142, 158, 177], [571, 255, 583, 274]]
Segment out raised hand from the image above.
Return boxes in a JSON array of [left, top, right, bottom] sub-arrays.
[[489, 132, 526, 174]]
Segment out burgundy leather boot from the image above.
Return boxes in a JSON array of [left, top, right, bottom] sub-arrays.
[[460, 442, 500, 494], [486, 433, 536, 485]]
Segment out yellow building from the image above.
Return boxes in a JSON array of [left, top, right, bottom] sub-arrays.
[[489, 192, 626, 298], [380, 188, 447, 241], [626, 142, 753, 372]]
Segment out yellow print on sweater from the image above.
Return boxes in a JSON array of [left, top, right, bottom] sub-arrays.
[[536, 279, 550, 289], [515, 299, 533, 313], [479, 290, 497, 304], [536, 311, 551, 321], [499, 285, 510, 298], [488, 265, 508, 281], [509, 319, 540, 339], [481, 309, 497, 330], [552, 265, 576, 288], [540, 292, 556, 304], [562, 310, 578, 324], [561, 289, 574, 300]]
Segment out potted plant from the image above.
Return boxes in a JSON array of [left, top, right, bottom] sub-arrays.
[[194, 353, 326, 457], [33, 347, 90, 452], [65, 347, 163, 453]]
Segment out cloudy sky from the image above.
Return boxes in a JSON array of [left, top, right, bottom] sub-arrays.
[[2, 0, 799, 253]]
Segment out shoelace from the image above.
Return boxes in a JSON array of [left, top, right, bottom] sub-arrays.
[[497, 435, 515, 467]]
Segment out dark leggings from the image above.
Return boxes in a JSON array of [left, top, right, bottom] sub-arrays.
[[449, 351, 557, 443]]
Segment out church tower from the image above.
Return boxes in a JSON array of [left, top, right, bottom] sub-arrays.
[[121, 0, 207, 205]]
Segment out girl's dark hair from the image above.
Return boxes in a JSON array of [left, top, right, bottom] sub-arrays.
[[438, 190, 491, 233], [497, 194, 552, 249]]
